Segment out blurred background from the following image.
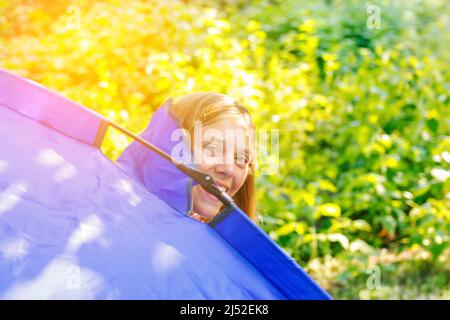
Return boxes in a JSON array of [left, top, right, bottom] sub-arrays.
[[0, 0, 449, 299]]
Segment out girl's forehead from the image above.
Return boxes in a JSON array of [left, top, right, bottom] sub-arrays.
[[200, 116, 256, 158], [202, 118, 255, 144], [203, 115, 253, 131]]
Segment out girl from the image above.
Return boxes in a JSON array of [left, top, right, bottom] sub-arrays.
[[170, 93, 257, 223]]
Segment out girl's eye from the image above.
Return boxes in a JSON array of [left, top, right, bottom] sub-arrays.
[[235, 154, 249, 165], [205, 144, 221, 157]]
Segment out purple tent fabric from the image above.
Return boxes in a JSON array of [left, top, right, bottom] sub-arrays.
[[116, 98, 194, 215], [0, 69, 286, 299], [0, 69, 329, 299]]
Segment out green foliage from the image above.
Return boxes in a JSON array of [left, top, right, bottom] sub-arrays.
[[1, 0, 448, 299]]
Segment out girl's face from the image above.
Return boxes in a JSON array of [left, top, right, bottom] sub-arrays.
[[191, 115, 253, 220]]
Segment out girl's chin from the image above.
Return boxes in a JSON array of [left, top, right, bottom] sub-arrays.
[[195, 197, 220, 216], [197, 201, 220, 215], [192, 186, 222, 218]]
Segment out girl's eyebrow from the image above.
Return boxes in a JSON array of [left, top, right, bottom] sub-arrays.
[[202, 136, 223, 144], [237, 149, 250, 156], [204, 138, 250, 153]]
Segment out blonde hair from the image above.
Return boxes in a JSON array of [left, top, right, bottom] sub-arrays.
[[170, 92, 257, 222]]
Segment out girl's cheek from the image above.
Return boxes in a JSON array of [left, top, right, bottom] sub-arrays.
[[198, 160, 213, 172], [233, 167, 248, 193]]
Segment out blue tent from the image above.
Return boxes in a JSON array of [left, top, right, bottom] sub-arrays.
[[0, 69, 331, 299]]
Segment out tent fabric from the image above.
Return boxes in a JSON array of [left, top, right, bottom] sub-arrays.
[[116, 98, 194, 215], [0, 68, 330, 299]]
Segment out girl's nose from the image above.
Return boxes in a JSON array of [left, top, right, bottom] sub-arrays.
[[215, 162, 235, 177]]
